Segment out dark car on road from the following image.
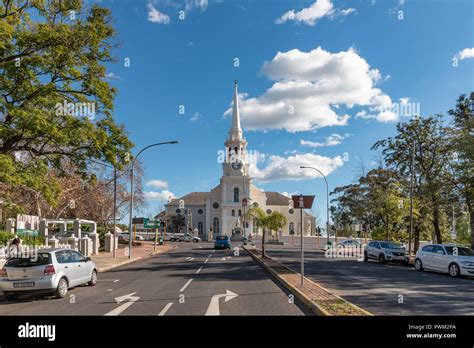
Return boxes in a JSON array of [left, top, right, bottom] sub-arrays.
[[214, 235, 231, 250]]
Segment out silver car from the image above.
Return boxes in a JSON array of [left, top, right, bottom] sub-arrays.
[[0, 248, 98, 301], [364, 240, 409, 265]]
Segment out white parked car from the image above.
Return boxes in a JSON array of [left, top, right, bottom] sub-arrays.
[[337, 239, 361, 248], [364, 240, 409, 265], [414, 244, 474, 278], [0, 248, 98, 301]]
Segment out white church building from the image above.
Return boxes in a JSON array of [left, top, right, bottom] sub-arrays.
[[164, 82, 315, 240]]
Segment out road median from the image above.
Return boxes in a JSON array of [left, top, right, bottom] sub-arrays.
[[242, 245, 373, 316]]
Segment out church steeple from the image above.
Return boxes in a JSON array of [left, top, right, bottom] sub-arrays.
[[229, 80, 243, 140]]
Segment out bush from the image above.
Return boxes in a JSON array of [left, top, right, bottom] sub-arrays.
[[0, 231, 45, 246]]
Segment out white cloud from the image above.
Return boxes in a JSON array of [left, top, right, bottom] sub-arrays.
[[146, 179, 169, 189], [300, 133, 347, 148], [340, 8, 356, 16], [454, 48, 474, 61], [144, 190, 175, 201], [105, 72, 121, 80], [276, 0, 355, 26], [250, 152, 344, 183], [224, 46, 398, 131], [190, 112, 200, 121], [147, 3, 170, 24], [185, 0, 209, 12]]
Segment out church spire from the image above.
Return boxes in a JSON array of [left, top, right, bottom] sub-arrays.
[[229, 80, 243, 140]]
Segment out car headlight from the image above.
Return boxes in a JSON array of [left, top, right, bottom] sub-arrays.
[[460, 261, 474, 267], [385, 251, 393, 255]]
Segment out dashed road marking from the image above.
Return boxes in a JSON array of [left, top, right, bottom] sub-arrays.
[[158, 302, 174, 316], [179, 278, 193, 292], [196, 266, 203, 274]]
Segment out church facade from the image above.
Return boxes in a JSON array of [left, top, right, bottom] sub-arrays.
[[164, 82, 314, 240]]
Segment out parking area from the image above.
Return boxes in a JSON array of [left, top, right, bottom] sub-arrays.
[[264, 244, 474, 315]]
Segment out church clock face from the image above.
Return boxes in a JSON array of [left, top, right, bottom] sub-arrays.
[[231, 161, 242, 171]]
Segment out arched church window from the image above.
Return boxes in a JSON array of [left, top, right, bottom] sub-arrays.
[[231, 209, 235, 217], [198, 221, 203, 234], [238, 210, 242, 217], [253, 219, 258, 234], [213, 218, 220, 235], [233, 187, 239, 202], [289, 222, 294, 235], [234, 146, 238, 154]]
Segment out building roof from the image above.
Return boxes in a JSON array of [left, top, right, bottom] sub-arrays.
[[166, 192, 209, 206], [265, 192, 291, 206]]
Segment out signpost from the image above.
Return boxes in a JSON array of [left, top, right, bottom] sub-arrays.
[[291, 195, 315, 286]]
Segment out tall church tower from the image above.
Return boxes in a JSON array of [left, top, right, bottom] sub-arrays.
[[223, 81, 250, 177], [219, 81, 252, 236]]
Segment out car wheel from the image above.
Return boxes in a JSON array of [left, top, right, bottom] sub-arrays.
[[54, 277, 69, 298], [363, 251, 368, 262], [4, 292, 19, 301], [414, 258, 423, 271], [88, 269, 98, 286], [448, 263, 460, 278], [378, 254, 386, 264]]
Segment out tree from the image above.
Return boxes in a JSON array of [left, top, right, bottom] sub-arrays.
[[0, 0, 133, 210], [373, 116, 451, 244], [448, 93, 474, 249], [245, 207, 287, 258]]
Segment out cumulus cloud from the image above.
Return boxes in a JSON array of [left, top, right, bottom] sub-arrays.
[[147, 3, 170, 24], [250, 152, 344, 183], [144, 190, 175, 201], [146, 179, 169, 189], [185, 0, 209, 12], [454, 48, 474, 61], [300, 133, 347, 148], [224, 46, 398, 131], [276, 0, 355, 26]]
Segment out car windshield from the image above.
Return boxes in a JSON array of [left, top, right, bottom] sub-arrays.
[[380, 242, 402, 249], [5, 253, 52, 267], [445, 246, 474, 256], [217, 236, 228, 240]]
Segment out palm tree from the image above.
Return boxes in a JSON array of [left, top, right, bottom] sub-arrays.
[[246, 207, 287, 258]]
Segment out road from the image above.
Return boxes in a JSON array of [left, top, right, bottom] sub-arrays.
[[264, 244, 474, 315], [0, 242, 308, 316]]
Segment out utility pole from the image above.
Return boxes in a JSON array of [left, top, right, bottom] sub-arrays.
[[113, 166, 117, 259], [408, 139, 415, 256]]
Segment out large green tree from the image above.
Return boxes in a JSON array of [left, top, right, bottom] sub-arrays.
[[447, 93, 474, 249], [0, 0, 132, 210], [373, 116, 451, 244]]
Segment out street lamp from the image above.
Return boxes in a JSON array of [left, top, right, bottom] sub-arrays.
[[300, 166, 330, 246], [128, 141, 178, 259]]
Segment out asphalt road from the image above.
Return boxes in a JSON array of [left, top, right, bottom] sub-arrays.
[[264, 244, 474, 315], [0, 242, 307, 316]]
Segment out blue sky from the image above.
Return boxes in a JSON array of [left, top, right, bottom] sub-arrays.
[[93, 0, 473, 224]]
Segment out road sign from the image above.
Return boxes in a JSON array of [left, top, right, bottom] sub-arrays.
[[132, 217, 145, 224], [242, 198, 248, 207], [291, 195, 315, 209], [143, 218, 164, 228]]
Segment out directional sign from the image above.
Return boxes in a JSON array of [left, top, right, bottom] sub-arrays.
[[105, 292, 140, 316], [242, 198, 248, 207], [205, 290, 238, 316]]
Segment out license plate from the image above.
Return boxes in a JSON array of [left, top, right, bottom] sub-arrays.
[[13, 282, 35, 288]]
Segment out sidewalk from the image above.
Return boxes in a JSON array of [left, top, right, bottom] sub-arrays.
[[93, 242, 174, 273], [243, 245, 372, 316]]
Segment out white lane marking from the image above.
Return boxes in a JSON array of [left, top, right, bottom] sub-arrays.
[[195, 266, 203, 274], [204, 258, 209, 264], [158, 302, 174, 316], [211, 250, 215, 254], [105, 292, 140, 316], [221, 256, 232, 261], [107, 289, 113, 292], [188, 257, 195, 261], [205, 290, 239, 316], [99, 279, 120, 282], [179, 278, 193, 292]]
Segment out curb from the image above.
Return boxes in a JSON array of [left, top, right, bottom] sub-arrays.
[[243, 245, 373, 316]]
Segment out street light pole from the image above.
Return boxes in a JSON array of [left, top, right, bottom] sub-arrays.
[[300, 166, 330, 247], [408, 139, 415, 256], [128, 141, 178, 259]]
